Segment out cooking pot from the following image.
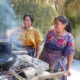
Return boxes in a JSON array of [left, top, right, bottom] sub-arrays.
[[0, 39, 16, 70]]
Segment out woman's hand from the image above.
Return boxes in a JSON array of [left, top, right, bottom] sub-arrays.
[[35, 54, 39, 59], [67, 70, 71, 76], [5, 30, 12, 37]]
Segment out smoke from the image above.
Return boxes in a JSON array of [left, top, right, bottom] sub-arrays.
[[0, 0, 22, 37], [0, 0, 25, 50]]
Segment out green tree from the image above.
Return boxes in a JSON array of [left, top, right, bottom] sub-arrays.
[[12, 0, 57, 38]]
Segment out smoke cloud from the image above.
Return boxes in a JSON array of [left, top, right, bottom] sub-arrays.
[[0, 0, 22, 37]]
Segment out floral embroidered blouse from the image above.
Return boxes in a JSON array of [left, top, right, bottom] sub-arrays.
[[43, 29, 74, 64]]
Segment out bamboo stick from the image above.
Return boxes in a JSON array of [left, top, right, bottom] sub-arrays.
[[31, 71, 68, 80]]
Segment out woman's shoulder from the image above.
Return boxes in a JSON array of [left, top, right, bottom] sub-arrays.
[[67, 32, 74, 38], [48, 29, 55, 35], [66, 32, 74, 42], [32, 27, 40, 34]]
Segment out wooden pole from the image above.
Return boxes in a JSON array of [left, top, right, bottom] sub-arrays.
[[31, 71, 68, 80], [9, 69, 25, 80]]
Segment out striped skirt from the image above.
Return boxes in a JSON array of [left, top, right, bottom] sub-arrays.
[[40, 50, 67, 80]]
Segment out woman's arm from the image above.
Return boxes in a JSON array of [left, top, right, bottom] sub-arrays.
[[67, 54, 73, 71], [35, 43, 40, 58], [67, 53, 74, 76], [66, 34, 74, 76], [5, 27, 19, 37], [35, 30, 42, 58], [5, 29, 14, 37], [38, 46, 45, 59]]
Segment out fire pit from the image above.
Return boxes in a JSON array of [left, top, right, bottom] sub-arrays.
[[0, 38, 49, 80]]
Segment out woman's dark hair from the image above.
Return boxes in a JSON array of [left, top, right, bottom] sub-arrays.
[[23, 14, 34, 24], [55, 16, 71, 33]]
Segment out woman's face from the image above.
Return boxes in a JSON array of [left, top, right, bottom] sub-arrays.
[[54, 19, 66, 33], [23, 16, 32, 28]]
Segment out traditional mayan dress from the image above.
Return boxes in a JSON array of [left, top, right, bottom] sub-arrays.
[[40, 29, 74, 80], [19, 27, 41, 57], [10, 27, 41, 57]]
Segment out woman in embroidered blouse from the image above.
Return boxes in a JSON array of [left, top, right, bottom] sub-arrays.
[[40, 16, 74, 80], [6, 14, 41, 58]]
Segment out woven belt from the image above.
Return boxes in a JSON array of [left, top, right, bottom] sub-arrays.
[[16, 44, 34, 49]]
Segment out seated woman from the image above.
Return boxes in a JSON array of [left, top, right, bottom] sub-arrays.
[[39, 16, 75, 80], [6, 14, 41, 58]]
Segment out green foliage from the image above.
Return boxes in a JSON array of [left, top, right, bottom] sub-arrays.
[[65, 0, 80, 29], [12, 0, 57, 37], [68, 15, 80, 29], [68, 17, 76, 29]]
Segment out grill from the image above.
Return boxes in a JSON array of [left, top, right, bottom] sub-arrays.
[[0, 38, 16, 71]]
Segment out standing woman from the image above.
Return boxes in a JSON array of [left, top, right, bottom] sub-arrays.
[[6, 14, 41, 58], [40, 16, 74, 80]]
